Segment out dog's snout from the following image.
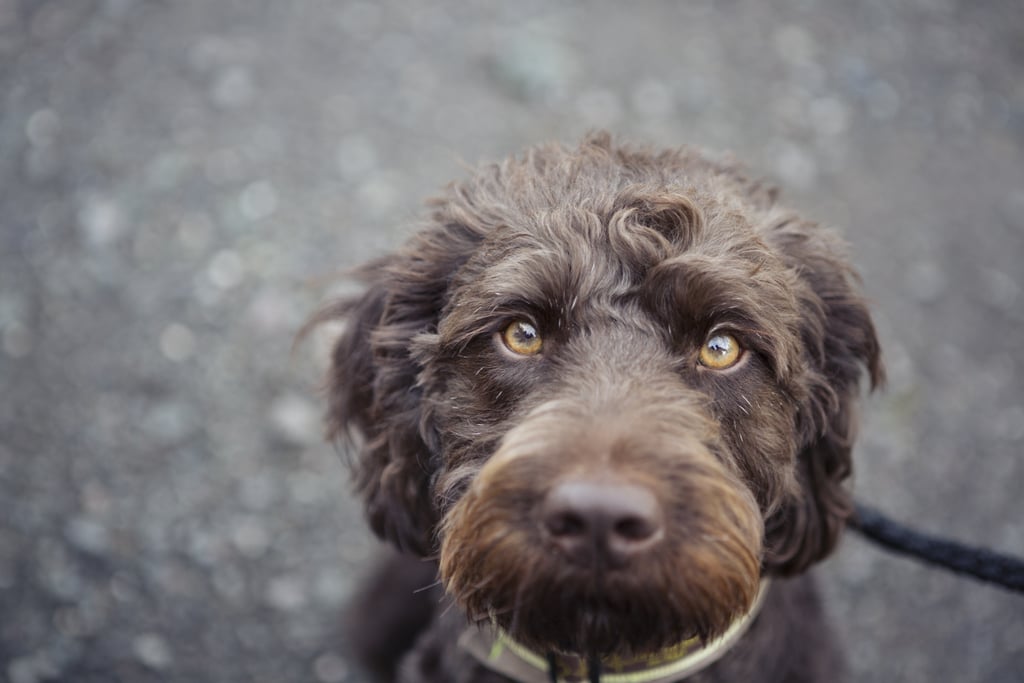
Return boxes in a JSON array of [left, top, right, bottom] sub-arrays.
[[541, 478, 664, 568]]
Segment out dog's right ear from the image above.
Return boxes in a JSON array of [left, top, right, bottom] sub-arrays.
[[320, 270, 433, 557], [310, 269, 433, 556], [312, 218, 486, 556], [316, 256, 441, 557]]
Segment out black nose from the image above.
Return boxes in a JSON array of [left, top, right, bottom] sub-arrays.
[[541, 478, 664, 568]]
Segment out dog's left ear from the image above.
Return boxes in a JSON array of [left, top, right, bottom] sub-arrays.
[[762, 217, 884, 575]]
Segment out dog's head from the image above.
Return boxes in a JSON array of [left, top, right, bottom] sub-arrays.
[[318, 134, 882, 656]]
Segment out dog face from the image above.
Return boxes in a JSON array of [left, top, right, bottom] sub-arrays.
[[319, 134, 882, 657]]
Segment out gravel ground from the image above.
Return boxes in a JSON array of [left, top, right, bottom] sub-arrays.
[[1, 1, 1022, 681]]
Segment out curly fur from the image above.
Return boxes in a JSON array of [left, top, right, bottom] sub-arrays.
[[315, 133, 882, 682]]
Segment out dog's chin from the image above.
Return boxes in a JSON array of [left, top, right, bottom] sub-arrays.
[[457, 557, 760, 658], [484, 578, 742, 657], [499, 596, 699, 657]]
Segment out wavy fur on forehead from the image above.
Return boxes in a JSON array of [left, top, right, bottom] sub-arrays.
[[316, 132, 882, 572]]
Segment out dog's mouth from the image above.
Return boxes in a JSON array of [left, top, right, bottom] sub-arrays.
[[482, 568, 740, 657], [541, 599, 648, 657]]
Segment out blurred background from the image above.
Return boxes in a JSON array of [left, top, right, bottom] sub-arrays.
[[1, 1, 1022, 681]]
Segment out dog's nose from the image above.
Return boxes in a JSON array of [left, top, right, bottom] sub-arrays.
[[541, 478, 663, 568]]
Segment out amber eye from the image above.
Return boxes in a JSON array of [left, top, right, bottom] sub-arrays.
[[699, 333, 742, 369], [501, 320, 543, 356]]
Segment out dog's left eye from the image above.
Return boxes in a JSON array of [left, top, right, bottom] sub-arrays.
[[501, 320, 543, 356], [699, 333, 742, 370]]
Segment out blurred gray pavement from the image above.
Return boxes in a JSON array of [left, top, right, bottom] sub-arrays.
[[1, 1, 1022, 681]]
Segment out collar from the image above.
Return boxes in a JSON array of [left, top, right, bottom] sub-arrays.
[[458, 580, 770, 683]]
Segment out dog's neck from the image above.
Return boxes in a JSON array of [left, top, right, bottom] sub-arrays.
[[458, 580, 771, 683]]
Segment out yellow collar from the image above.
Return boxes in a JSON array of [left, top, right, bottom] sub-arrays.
[[458, 580, 770, 683]]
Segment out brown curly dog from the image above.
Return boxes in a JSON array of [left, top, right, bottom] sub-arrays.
[[315, 134, 882, 683]]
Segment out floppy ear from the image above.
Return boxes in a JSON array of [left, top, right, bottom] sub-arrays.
[[314, 217, 486, 557], [761, 217, 884, 575], [319, 268, 437, 556]]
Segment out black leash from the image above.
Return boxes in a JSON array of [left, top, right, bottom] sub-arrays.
[[545, 652, 557, 683], [850, 502, 1024, 593]]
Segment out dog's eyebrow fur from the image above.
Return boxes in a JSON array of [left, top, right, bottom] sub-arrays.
[[436, 213, 802, 374], [436, 227, 635, 349], [641, 250, 805, 381]]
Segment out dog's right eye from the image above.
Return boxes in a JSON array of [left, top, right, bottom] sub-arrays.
[[500, 320, 543, 356]]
